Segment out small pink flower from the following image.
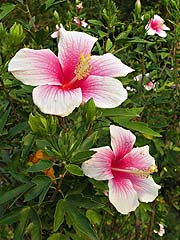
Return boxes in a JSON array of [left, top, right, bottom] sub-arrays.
[[144, 81, 156, 91], [145, 14, 170, 38], [51, 24, 60, 38], [76, 2, 83, 12], [154, 223, 165, 236], [73, 17, 88, 28], [134, 73, 156, 91], [82, 125, 161, 214], [8, 26, 133, 117]]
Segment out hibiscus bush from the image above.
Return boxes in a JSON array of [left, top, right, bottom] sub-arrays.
[[0, 0, 180, 239]]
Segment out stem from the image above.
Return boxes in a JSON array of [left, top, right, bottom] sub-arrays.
[[25, 1, 37, 32], [147, 201, 156, 240], [135, 216, 141, 240]]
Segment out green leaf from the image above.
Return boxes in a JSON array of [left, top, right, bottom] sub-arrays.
[[0, 208, 22, 224], [0, 3, 16, 21], [79, 131, 98, 151], [86, 209, 101, 225], [66, 164, 84, 176], [64, 202, 99, 240], [0, 183, 33, 205], [8, 121, 28, 138], [83, 99, 96, 125], [53, 199, 65, 232], [101, 107, 144, 118], [88, 19, 104, 26], [24, 176, 51, 203], [127, 37, 153, 44], [71, 150, 95, 163], [14, 207, 31, 240], [0, 106, 11, 135], [27, 160, 53, 172], [30, 208, 42, 240], [48, 233, 69, 240], [66, 194, 104, 209], [114, 120, 161, 137], [105, 38, 113, 52]]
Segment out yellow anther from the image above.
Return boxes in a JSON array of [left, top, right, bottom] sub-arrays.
[[74, 53, 92, 80]]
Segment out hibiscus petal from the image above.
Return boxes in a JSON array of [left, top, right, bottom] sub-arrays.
[[80, 75, 128, 108], [108, 178, 139, 214], [90, 53, 134, 77], [146, 28, 156, 36], [32, 85, 82, 116], [162, 24, 170, 31], [156, 29, 167, 38], [58, 26, 97, 82], [120, 146, 155, 170], [81, 146, 114, 180], [110, 125, 136, 160], [132, 176, 161, 202], [153, 14, 164, 24], [8, 48, 63, 86]]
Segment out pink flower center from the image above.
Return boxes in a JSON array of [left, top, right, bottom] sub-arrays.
[[62, 53, 92, 90], [150, 19, 163, 30], [111, 164, 158, 178]]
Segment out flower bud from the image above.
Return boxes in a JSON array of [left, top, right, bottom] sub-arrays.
[[135, 0, 141, 15]]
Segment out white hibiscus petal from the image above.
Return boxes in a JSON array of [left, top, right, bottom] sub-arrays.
[[108, 178, 139, 214], [82, 146, 114, 180], [80, 75, 128, 108], [8, 48, 63, 86], [32, 85, 82, 116], [110, 125, 136, 160], [58, 25, 97, 81], [132, 176, 161, 202], [90, 53, 134, 77]]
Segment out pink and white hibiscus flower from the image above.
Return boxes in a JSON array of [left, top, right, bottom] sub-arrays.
[[82, 125, 161, 214], [145, 14, 170, 38], [154, 223, 165, 237], [8, 26, 133, 117]]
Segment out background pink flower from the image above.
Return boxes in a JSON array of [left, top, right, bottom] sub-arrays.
[[82, 125, 161, 214], [145, 14, 170, 38], [8, 26, 133, 117]]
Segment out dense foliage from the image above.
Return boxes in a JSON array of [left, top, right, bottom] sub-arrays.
[[0, 0, 180, 239]]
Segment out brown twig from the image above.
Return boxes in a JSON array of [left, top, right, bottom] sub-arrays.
[[147, 201, 156, 240]]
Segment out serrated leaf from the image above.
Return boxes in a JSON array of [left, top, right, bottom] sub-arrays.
[[53, 199, 65, 232], [27, 160, 53, 172], [66, 164, 84, 176], [0, 183, 33, 205]]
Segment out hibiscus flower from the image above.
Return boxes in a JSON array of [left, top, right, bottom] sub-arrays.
[[145, 14, 170, 38], [8, 26, 133, 117], [82, 125, 161, 214]]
